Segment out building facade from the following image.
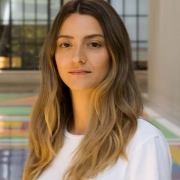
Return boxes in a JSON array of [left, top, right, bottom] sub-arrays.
[[0, 0, 148, 70]]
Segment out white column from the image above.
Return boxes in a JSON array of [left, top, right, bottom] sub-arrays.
[[148, 0, 180, 124]]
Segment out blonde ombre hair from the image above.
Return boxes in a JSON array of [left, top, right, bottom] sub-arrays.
[[22, 0, 143, 179]]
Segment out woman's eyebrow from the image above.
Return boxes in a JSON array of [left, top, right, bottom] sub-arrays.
[[56, 34, 104, 40]]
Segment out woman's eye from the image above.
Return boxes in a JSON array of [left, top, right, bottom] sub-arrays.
[[59, 42, 101, 48], [59, 43, 71, 48], [89, 42, 101, 48]]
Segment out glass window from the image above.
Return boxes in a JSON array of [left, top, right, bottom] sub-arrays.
[[24, 21, 36, 43], [138, 43, 148, 62], [0, 24, 10, 59], [11, 25, 23, 39], [110, 0, 123, 15], [12, 43, 21, 53], [138, 42, 148, 69], [37, 25, 47, 41], [131, 42, 137, 62], [23, 44, 36, 69], [139, 0, 148, 15], [125, 0, 136, 15], [12, 20, 23, 25], [124, 17, 137, 41], [0, 0, 10, 25], [139, 42, 148, 48], [25, 0, 35, 20], [36, 20, 47, 25], [51, 0, 60, 20], [51, 20, 54, 26], [12, 54, 22, 68], [139, 17, 148, 41], [37, 25, 47, 38], [24, 44, 35, 55], [0, 0, 149, 70], [37, 0, 48, 20], [12, 0, 23, 20]]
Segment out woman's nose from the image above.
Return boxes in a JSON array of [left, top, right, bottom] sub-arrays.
[[71, 45, 86, 64]]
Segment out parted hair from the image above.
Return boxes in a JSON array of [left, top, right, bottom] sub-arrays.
[[22, 0, 143, 179]]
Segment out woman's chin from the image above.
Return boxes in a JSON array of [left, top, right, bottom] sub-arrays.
[[68, 85, 95, 92]]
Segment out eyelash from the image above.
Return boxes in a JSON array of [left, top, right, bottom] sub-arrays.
[[59, 42, 101, 48]]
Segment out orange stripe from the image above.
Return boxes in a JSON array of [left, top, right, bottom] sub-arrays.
[[170, 146, 180, 165], [0, 131, 29, 136], [0, 145, 28, 149], [0, 129, 28, 133]]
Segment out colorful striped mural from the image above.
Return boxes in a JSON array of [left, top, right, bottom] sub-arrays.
[[0, 94, 180, 180]]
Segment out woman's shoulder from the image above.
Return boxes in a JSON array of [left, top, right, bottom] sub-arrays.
[[126, 117, 168, 159], [125, 118, 172, 179], [136, 117, 165, 140]]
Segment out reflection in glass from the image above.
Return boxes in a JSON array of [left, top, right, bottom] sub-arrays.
[[12, 43, 21, 52], [25, 0, 35, 20], [51, 0, 60, 20], [125, 17, 137, 41], [139, 42, 148, 61], [110, 0, 123, 15], [37, 25, 47, 38], [12, 0, 23, 20], [139, 17, 148, 41], [0, 19, 10, 68], [139, 0, 148, 15], [12, 20, 23, 25], [24, 26, 35, 41], [25, 44, 35, 56], [12, 25, 22, 39], [138, 42, 148, 69], [37, 0, 47, 20], [0, 0, 10, 25], [0, 0, 148, 70], [23, 44, 38, 69], [12, 57, 22, 67], [12, 43, 22, 68], [125, 0, 136, 15], [0, 56, 10, 68], [131, 42, 137, 62], [37, 25, 47, 43]]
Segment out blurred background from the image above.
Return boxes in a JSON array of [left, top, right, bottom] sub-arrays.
[[0, 0, 180, 179]]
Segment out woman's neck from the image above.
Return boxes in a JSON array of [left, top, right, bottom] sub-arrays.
[[68, 89, 93, 135]]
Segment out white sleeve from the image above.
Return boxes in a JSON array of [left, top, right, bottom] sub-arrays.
[[126, 136, 172, 180]]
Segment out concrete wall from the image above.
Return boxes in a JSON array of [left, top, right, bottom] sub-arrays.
[[0, 70, 146, 94], [148, 0, 180, 124], [0, 71, 41, 93]]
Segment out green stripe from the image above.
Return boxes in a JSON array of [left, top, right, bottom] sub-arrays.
[[148, 119, 180, 138], [0, 107, 32, 115], [0, 93, 36, 101], [172, 158, 178, 164]]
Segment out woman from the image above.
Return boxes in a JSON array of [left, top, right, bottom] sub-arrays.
[[22, 0, 172, 179]]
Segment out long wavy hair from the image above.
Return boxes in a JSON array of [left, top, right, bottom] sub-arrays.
[[22, 0, 144, 179]]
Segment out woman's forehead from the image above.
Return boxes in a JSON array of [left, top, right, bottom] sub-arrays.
[[58, 13, 104, 36]]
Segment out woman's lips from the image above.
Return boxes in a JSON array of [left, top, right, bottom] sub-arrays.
[[69, 72, 91, 75], [69, 69, 91, 75]]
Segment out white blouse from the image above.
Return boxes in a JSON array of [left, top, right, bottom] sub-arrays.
[[37, 118, 172, 180]]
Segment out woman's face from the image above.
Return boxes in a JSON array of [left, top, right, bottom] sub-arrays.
[[55, 13, 110, 91]]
